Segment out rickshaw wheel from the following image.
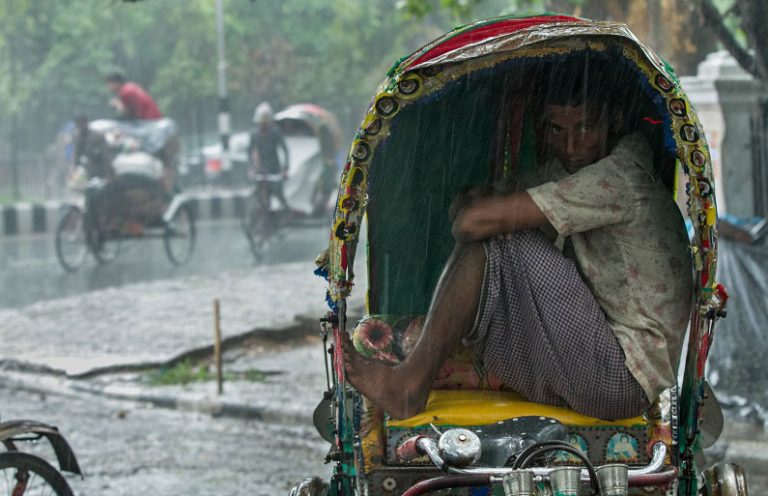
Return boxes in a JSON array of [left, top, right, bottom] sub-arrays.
[[0, 451, 74, 496], [54, 206, 88, 272], [164, 203, 196, 266], [88, 225, 121, 265]]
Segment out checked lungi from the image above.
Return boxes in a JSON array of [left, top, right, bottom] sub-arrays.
[[464, 230, 649, 420]]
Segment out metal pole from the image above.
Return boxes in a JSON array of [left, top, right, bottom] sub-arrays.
[[7, 3, 20, 200], [213, 299, 224, 395], [215, 0, 231, 179]]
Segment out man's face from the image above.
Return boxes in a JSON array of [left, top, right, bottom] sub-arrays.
[[106, 82, 121, 94], [544, 103, 611, 173]]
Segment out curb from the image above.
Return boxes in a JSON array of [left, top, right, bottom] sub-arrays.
[[0, 313, 328, 379], [5, 369, 768, 474], [0, 311, 367, 424], [1, 189, 250, 237], [0, 370, 311, 424]]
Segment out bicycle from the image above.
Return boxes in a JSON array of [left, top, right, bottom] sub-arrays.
[[0, 418, 82, 496], [241, 172, 286, 260]]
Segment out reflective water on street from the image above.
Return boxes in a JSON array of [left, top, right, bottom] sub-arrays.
[[0, 219, 328, 309]]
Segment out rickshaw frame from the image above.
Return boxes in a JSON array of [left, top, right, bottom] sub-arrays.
[[54, 182, 196, 272]]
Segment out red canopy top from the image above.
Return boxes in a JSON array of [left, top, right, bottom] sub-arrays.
[[403, 15, 581, 71]]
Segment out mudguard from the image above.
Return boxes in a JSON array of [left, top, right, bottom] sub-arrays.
[[0, 420, 82, 476], [162, 193, 190, 224]]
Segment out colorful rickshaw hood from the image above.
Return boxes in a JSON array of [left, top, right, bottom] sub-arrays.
[[319, 14, 719, 318]]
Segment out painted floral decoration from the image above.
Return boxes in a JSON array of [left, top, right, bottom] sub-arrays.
[[354, 318, 398, 363]]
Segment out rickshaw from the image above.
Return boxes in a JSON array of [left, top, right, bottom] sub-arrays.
[[274, 103, 343, 216], [55, 118, 196, 271], [300, 14, 746, 496]]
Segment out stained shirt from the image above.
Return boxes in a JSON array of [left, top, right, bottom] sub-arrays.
[[525, 132, 693, 402]]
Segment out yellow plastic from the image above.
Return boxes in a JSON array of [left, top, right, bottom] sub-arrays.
[[386, 390, 647, 429], [706, 205, 717, 226]]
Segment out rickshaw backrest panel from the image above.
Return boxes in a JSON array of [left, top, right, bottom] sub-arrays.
[[366, 50, 677, 317], [367, 72, 505, 315]]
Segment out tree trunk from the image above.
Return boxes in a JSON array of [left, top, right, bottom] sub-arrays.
[[738, 0, 768, 81], [699, 0, 765, 81]]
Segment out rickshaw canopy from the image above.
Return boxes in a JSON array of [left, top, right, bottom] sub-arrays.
[[320, 14, 719, 323]]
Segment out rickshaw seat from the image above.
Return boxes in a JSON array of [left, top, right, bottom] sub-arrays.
[[385, 389, 647, 429], [353, 316, 662, 471]]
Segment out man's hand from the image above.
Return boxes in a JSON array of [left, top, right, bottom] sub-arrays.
[[451, 191, 547, 242], [109, 98, 125, 114], [448, 185, 493, 222]]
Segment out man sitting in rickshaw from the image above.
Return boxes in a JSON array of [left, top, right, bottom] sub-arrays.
[[342, 55, 693, 421]]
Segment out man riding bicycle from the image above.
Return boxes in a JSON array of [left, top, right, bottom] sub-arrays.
[[248, 102, 291, 210]]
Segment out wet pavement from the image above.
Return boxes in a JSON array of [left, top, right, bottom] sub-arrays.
[[0, 218, 356, 495], [0, 259, 332, 375], [0, 219, 329, 309], [0, 378, 331, 496]]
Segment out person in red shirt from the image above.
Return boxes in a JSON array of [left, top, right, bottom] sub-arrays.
[[105, 72, 163, 120]]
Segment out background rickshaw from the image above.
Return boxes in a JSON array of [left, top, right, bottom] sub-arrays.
[[55, 118, 196, 272], [298, 14, 747, 496]]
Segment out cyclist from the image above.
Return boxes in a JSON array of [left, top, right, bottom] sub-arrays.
[[248, 102, 291, 210]]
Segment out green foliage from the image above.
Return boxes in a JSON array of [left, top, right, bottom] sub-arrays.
[[146, 359, 269, 386], [0, 0, 438, 158], [147, 359, 213, 386]]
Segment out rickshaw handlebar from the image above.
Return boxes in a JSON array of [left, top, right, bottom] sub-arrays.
[[248, 172, 284, 182], [401, 436, 675, 486]]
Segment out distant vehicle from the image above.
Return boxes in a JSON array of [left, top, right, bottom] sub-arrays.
[[197, 131, 252, 185], [190, 104, 342, 215], [56, 119, 196, 272]]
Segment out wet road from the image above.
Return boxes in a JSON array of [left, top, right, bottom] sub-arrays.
[[0, 383, 331, 496], [0, 219, 330, 309]]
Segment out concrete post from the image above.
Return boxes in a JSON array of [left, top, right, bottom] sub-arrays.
[[681, 51, 768, 217]]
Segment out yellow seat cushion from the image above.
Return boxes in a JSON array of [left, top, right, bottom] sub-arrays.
[[386, 389, 648, 429]]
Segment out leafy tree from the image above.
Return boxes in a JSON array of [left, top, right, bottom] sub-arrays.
[[0, 0, 443, 198], [697, 0, 768, 81]]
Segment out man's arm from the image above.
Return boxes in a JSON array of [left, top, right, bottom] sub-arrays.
[[451, 191, 547, 242], [248, 134, 260, 171], [117, 87, 139, 120]]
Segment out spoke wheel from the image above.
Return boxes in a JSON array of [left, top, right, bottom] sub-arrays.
[[0, 452, 74, 496], [164, 204, 196, 266], [54, 207, 87, 272], [241, 196, 274, 261], [85, 213, 121, 265], [90, 237, 121, 265]]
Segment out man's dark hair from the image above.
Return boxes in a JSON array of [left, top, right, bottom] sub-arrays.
[[105, 72, 126, 84]]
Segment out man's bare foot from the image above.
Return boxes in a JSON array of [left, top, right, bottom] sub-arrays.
[[339, 332, 428, 420]]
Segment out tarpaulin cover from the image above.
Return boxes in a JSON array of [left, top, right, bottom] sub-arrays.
[[89, 118, 177, 155], [707, 236, 768, 426]]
